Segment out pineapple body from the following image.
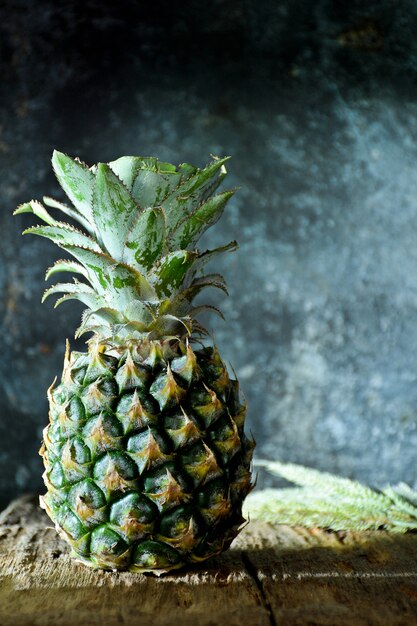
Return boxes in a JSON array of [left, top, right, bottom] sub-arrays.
[[41, 340, 253, 572]]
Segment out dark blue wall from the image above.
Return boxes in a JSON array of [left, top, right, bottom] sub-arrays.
[[2, 1, 417, 507]]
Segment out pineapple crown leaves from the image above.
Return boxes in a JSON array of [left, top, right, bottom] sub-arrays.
[[244, 459, 417, 533], [14, 150, 236, 341]]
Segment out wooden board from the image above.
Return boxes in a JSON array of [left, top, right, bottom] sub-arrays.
[[1, 495, 417, 625]]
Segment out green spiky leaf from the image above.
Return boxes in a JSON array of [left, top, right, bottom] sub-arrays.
[[52, 151, 95, 224], [189, 304, 225, 321], [123, 207, 167, 272], [23, 224, 102, 252], [171, 190, 235, 250], [149, 251, 198, 298], [109, 155, 182, 193], [59, 246, 114, 291], [132, 165, 183, 208], [45, 259, 90, 281], [188, 242, 238, 281], [92, 163, 141, 260], [123, 300, 155, 325], [75, 307, 125, 338], [14, 200, 57, 226], [53, 293, 99, 310], [43, 196, 94, 235], [61, 246, 156, 306], [108, 156, 143, 190], [81, 307, 124, 326], [42, 282, 103, 310], [148, 313, 192, 339], [164, 158, 229, 239], [165, 275, 228, 316]]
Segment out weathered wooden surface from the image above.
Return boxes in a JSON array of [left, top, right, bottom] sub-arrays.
[[1, 496, 417, 625]]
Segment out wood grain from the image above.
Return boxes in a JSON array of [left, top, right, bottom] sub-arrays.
[[1, 496, 417, 625]]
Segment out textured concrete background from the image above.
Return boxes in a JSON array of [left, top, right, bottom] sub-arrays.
[[2, 1, 417, 507]]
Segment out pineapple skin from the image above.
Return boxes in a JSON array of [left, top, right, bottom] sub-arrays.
[[40, 339, 254, 573]]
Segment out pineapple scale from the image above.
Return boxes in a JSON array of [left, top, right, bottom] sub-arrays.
[[40, 339, 254, 573]]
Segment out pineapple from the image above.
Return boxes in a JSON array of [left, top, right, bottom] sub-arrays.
[[14, 150, 254, 574]]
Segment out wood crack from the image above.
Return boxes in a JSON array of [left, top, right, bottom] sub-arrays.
[[241, 550, 277, 626]]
